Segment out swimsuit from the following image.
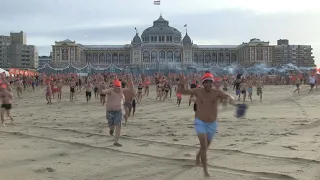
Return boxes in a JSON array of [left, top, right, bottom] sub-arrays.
[[1, 104, 12, 110], [247, 88, 253, 94], [106, 110, 123, 127], [194, 118, 217, 141], [257, 87, 262, 95], [86, 91, 92, 97], [70, 87, 75, 93], [124, 101, 132, 109]]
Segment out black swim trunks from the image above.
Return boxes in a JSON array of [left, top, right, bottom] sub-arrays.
[[193, 103, 197, 112], [70, 87, 75, 93], [1, 104, 12, 110], [86, 91, 91, 97]]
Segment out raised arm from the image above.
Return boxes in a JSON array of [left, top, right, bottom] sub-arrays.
[[101, 88, 112, 95], [177, 75, 196, 96]]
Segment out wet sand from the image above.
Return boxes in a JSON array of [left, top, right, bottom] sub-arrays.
[[1, 85, 320, 180]]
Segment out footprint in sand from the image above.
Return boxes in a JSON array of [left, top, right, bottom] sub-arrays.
[[34, 167, 55, 173], [283, 145, 298, 150], [21, 145, 30, 148], [57, 152, 68, 157]]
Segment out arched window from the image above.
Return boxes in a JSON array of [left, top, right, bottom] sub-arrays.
[[231, 53, 237, 64], [167, 51, 173, 63], [106, 54, 112, 64], [193, 53, 198, 64], [212, 53, 217, 64], [205, 53, 211, 64], [99, 53, 105, 64], [125, 54, 130, 64], [174, 51, 181, 63], [218, 53, 224, 64], [112, 53, 118, 64], [159, 51, 165, 63], [93, 54, 98, 64], [151, 51, 157, 62], [143, 51, 150, 63], [119, 54, 125, 64]]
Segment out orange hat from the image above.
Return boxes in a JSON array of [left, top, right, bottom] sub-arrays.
[[201, 72, 214, 83], [114, 79, 121, 88]]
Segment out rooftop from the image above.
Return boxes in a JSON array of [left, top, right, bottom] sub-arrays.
[[197, 45, 238, 49]]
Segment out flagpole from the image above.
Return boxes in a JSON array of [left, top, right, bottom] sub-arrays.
[[185, 24, 188, 34]]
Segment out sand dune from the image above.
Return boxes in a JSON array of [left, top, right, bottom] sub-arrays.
[[0, 85, 320, 180]]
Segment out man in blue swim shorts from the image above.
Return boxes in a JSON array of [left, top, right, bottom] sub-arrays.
[[178, 71, 235, 177], [247, 77, 254, 102]]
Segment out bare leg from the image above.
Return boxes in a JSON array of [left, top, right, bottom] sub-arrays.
[[132, 106, 135, 116], [113, 124, 122, 146], [124, 107, 129, 126], [1, 108, 6, 127], [196, 134, 210, 177], [196, 140, 211, 166], [7, 110, 14, 125]]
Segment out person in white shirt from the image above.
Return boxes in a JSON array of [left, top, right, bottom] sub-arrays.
[[308, 76, 316, 94]]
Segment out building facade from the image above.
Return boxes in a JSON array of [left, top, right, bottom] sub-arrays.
[[0, 31, 39, 69], [273, 39, 314, 67], [50, 15, 315, 70], [38, 56, 52, 67], [237, 38, 273, 65]]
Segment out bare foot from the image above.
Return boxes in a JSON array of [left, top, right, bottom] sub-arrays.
[[204, 171, 210, 177], [113, 142, 122, 147], [1, 123, 6, 127], [109, 129, 114, 136]]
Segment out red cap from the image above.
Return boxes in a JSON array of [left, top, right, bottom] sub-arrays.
[[201, 72, 214, 83], [114, 80, 121, 87]]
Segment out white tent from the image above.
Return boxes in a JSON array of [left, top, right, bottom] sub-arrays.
[[0, 68, 9, 76]]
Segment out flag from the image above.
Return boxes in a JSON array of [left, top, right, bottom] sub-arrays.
[[184, 24, 187, 27], [154, 0, 160, 5]]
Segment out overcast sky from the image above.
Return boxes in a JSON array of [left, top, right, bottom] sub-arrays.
[[1, 0, 319, 65]]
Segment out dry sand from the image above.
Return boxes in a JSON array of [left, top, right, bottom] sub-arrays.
[[0, 85, 320, 180]]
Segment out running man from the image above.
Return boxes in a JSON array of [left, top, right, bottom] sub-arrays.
[[177, 72, 234, 177]]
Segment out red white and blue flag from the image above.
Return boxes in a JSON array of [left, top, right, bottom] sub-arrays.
[[154, 0, 160, 5]]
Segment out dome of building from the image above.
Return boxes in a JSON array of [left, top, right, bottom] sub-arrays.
[[182, 33, 192, 44], [141, 15, 182, 43], [131, 33, 142, 44]]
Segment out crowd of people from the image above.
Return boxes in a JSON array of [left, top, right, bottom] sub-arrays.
[[0, 71, 318, 177]]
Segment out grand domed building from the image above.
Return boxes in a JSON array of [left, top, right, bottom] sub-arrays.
[[44, 15, 314, 74]]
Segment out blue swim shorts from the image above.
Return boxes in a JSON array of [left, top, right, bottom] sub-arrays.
[[106, 110, 123, 127], [247, 88, 253, 93], [194, 118, 217, 141]]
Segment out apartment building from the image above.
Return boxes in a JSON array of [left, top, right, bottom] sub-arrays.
[[0, 31, 39, 69], [273, 39, 315, 67]]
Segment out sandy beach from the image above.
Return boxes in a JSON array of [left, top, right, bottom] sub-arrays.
[[1, 85, 320, 180]]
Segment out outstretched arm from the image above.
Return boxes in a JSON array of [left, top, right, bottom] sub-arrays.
[[101, 88, 112, 95], [177, 83, 196, 95], [219, 90, 235, 105]]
